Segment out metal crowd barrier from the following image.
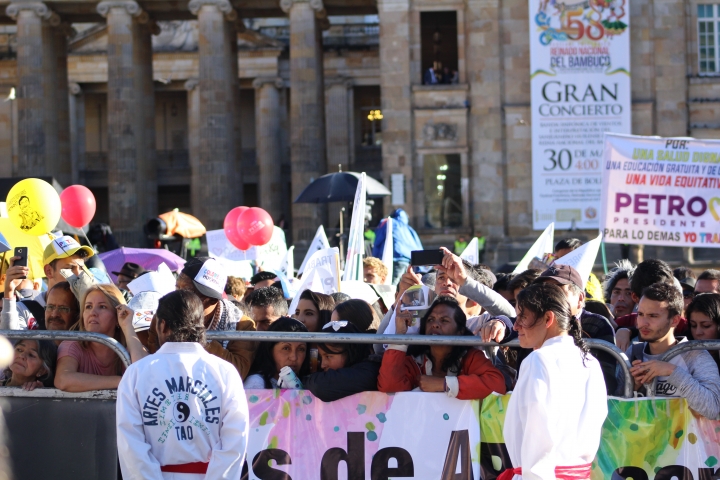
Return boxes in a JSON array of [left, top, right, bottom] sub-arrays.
[[0, 330, 132, 368], [206, 331, 634, 398], [650, 339, 720, 395], [0, 330, 633, 397]]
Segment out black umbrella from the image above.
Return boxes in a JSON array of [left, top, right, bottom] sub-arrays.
[[294, 172, 391, 204]]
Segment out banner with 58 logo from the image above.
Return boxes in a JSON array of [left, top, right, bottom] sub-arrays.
[[530, 0, 631, 230]]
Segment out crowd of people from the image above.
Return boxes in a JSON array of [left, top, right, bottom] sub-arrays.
[[1, 234, 719, 420]]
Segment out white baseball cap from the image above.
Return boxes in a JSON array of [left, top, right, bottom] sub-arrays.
[[181, 257, 227, 300]]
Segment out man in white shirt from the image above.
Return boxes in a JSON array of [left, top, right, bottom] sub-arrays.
[[117, 290, 249, 479]]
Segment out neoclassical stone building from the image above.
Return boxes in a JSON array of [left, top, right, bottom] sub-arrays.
[[0, 0, 715, 263]]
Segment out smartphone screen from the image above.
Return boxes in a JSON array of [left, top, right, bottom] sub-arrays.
[[13, 247, 28, 280], [410, 249, 444, 266]]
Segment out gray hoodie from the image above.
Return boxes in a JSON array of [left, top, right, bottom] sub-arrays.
[[620, 337, 720, 419]]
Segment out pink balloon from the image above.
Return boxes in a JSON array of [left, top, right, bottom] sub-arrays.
[[59, 185, 96, 228], [237, 207, 274, 246], [224, 207, 251, 250]]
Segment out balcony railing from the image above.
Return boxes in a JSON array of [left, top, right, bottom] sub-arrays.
[[258, 23, 379, 48]]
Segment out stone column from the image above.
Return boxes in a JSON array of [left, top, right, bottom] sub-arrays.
[[377, 0, 414, 221], [0, 86, 13, 177], [653, 0, 687, 136], [281, 0, 327, 248], [6, 2, 71, 183], [188, 0, 241, 230], [97, 0, 157, 246], [253, 77, 284, 222], [52, 24, 73, 186], [68, 82, 85, 185], [466, 0, 505, 238], [324, 77, 353, 173], [324, 77, 353, 233], [184, 78, 200, 216]]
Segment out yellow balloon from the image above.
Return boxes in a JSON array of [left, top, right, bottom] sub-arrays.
[[5, 178, 61, 236]]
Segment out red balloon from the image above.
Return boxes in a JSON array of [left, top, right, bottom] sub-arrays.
[[237, 207, 274, 246], [59, 185, 96, 228], [224, 207, 251, 250]]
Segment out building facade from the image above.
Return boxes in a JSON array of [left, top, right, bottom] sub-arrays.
[[0, 0, 715, 264]]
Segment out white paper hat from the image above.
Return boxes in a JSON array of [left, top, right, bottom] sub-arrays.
[[127, 291, 162, 332]]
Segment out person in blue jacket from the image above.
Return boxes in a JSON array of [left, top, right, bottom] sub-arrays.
[[372, 209, 423, 285]]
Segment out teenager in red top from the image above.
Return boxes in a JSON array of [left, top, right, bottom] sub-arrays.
[[378, 296, 506, 400]]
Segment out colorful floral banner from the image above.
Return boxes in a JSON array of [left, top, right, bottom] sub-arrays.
[[529, 0, 631, 230], [243, 391, 720, 480]]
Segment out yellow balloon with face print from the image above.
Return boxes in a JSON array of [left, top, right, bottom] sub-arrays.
[[5, 178, 61, 236]]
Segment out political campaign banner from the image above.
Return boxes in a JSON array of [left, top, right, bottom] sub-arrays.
[[530, 0, 631, 230], [241, 391, 720, 480], [479, 394, 720, 480], [243, 390, 481, 479], [601, 133, 720, 248]]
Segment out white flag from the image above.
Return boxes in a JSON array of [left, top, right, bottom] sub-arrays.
[[513, 222, 555, 274], [459, 237, 479, 265], [248, 226, 287, 272], [554, 234, 602, 289], [343, 173, 367, 282], [281, 246, 295, 279], [297, 225, 331, 276], [381, 217, 394, 285], [288, 247, 340, 314]]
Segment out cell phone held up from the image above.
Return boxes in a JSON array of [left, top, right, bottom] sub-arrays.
[[410, 249, 444, 267], [13, 247, 28, 280]]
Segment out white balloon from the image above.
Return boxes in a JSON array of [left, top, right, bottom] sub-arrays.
[[0, 336, 14, 369]]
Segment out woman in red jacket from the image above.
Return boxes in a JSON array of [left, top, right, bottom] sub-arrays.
[[378, 296, 506, 400]]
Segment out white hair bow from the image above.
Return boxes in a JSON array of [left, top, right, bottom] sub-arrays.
[[323, 320, 348, 331]]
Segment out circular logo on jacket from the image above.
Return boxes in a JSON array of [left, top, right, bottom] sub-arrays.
[[173, 402, 191, 423]]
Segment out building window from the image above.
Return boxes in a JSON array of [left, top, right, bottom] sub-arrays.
[[421, 11, 459, 85], [423, 154, 462, 228], [360, 107, 383, 147], [698, 4, 719, 74]]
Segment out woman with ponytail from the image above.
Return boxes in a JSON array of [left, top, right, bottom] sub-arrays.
[[116, 290, 250, 479], [498, 283, 607, 480]]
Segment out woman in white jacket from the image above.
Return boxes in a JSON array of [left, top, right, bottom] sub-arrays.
[[116, 290, 249, 480], [500, 283, 607, 480]]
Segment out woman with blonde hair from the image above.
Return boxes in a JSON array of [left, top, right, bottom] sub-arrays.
[[55, 284, 128, 392]]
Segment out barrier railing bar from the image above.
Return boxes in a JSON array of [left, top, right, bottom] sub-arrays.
[[582, 339, 633, 398], [206, 332, 635, 398], [0, 330, 131, 368], [0, 330, 636, 397], [650, 340, 720, 395]]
